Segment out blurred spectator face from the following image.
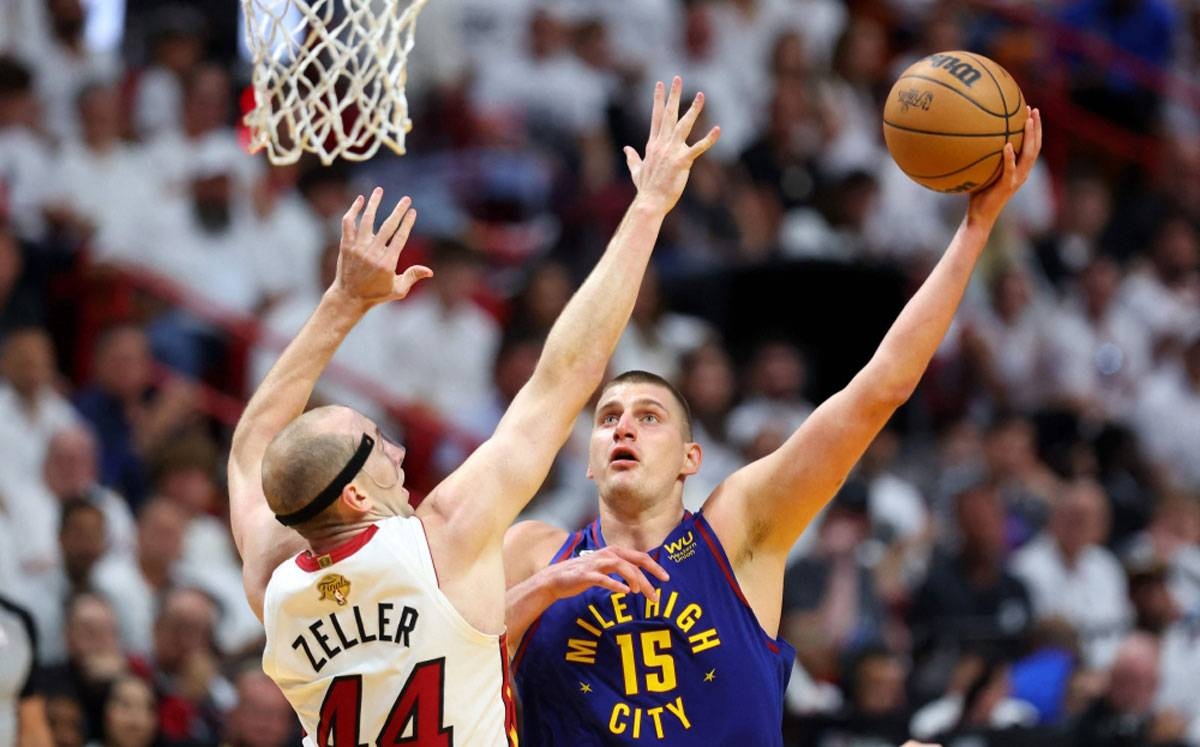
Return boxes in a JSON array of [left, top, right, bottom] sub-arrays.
[[225, 671, 294, 747], [1129, 569, 1178, 634], [494, 340, 540, 402], [1106, 634, 1159, 715], [45, 426, 99, 499], [632, 267, 662, 325], [183, 66, 230, 135], [771, 31, 808, 79], [854, 652, 907, 715], [922, 11, 964, 53], [153, 589, 218, 673], [1081, 257, 1120, 318], [1151, 218, 1199, 289], [528, 10, 568, 59], [748, 342, 806, 400], [45, 693, 86, 747], [1186, 336, 1200, 386], [60, 503, 107, 582], [681, 344, 735, 417], [78, 84, 122, 146], [1062, 176, 1112, 238], [574, 20, 610, 70], [521, 262, 571, 332], [66, 593, 122, 662], [103, 677, 157, 747], [1051, 480, 1109, 557], [191, 173, 234, 233], [683, 4, 714, 60], [94, 327, 152, 404], [136, 500, 186, 571], [767, 81, 817, 153], [991, 267, 1032, 321], [956, 484, 1006, 562], [157, 465, 217, 517], [153, 30, 203, 75], [984, 416, 1037, 476], [817, 509, 866, 559], [0, 327, 55, 400], [0, 56, 39, 129], [47, 0, 86, 42], [0, 228, 22, 301], [833, 17, 886, 83]]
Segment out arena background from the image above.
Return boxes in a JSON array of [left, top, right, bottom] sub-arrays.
[[0, 0, 1198, 745]]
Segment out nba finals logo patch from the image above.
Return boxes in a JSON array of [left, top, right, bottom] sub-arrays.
[[317, 574, 351, 606], [664, 531, 697, 563]]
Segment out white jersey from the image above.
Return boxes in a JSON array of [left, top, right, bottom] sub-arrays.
[[263, 516, 517, 746]]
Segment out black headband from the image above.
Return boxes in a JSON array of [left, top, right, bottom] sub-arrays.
[[274, 433, 375, 527]]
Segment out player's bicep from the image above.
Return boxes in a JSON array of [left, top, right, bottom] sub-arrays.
[[706, 381, 897, 556]]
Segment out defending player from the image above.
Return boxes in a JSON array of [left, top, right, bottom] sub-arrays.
[[505, 110, 1043, 744], [227, 77, 717, 745]]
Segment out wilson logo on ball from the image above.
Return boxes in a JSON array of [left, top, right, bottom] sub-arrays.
[[897, 89, 934, 112], [927, 53, 982, 87]]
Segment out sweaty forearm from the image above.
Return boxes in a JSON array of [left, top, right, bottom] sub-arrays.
[[863, 214, 993, 401], [536, 198, 665, 388]]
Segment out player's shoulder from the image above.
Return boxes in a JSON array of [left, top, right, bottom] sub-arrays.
[[503, 520, 570, 581]]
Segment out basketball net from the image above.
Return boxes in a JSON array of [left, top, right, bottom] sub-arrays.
[[241, 0, 429, 165]]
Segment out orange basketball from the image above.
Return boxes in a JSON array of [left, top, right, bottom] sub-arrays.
[[882, 51, 1027, 193]]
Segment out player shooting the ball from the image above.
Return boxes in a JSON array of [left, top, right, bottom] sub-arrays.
[[504, 108, 1043, 745], [226, 76, 717, 745]]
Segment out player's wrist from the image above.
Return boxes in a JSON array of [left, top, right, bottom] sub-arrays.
[[629, 192, 672, 218], [323, 283, 375, 315]]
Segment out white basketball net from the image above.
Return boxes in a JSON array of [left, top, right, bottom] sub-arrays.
[[241, 0, 429, 165]]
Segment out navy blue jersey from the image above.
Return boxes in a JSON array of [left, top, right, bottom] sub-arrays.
[[514, 511, 795, 745]]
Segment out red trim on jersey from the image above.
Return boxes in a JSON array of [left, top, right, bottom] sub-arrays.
[[295, 524, 380, 571], [552, 530, 584, 563], [499, 634, 520, 746], [693, 519, 781, 654], [415, 516, 442, 588]]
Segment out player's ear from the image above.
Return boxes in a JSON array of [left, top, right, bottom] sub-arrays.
[[340, 483, 370, 515], [681, 441, 702, 477]]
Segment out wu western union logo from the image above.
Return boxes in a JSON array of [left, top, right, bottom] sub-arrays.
[[665, 532, 696, 563], [317, 573, 351, 606]]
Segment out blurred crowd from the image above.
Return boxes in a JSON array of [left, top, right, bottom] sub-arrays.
[[0, 0, 1199, 745]]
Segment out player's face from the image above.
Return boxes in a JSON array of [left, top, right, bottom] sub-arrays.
[[353, 413, 411, 517], [588, 382, 699, 503]]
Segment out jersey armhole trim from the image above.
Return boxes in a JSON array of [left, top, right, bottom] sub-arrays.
[[694, 515, 782, 655], [414, 515, 442, 588], [512, 530, 584, 670]]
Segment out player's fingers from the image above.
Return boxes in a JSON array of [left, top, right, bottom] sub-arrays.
[[687, 126, 721, 161], [393, 264, 432, 297], [606, 546, 671, 582], [386, 205, 418, 258], [674, 91, 705, 141], [1032, 107, 1043, 158], [649, 80, 665, 141], [1002, 143, 1017, 188], [361, 187, 384, 238], [376, 196, 412, 253], [663, 76, 683, 133], [341, 195, 364, 247], [589, 574, 631, 595], [624, 146, 642, 176], [607, 559, 657, 596]]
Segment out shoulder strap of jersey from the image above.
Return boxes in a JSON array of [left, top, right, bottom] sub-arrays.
[[550, 529, 587, 565]]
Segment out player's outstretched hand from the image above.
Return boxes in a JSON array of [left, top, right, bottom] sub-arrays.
[[624, 75, 721, 215], [967, 106, 1042, 226], [543, 546, 670, 602], [331, 188, 432, 309]]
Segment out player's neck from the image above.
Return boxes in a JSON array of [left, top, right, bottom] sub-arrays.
[[597, 495, 686, 553], [306, 519, 377, 555]]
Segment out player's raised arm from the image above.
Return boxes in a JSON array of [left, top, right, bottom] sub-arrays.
[[425, 77, 720, 549], [706, 109, 1042, 568], [227, 190, 428, 619]]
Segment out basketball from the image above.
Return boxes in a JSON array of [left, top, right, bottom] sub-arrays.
[[883, 51, 1027, 193]]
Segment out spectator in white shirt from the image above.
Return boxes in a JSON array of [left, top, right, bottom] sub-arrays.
[[728, 338, 814, 455], [1044, 256, 1151, 423], [129, 6, 206, 141], [1131, 332, 1200, 492], [677, 340, 744, 512], [0, 326, 78, 485], [379, 237, 500, 417], [1011, 478, 1134, 669], [1119, 216, 1200, 357], [1123, 492, 1200, 615], [39, 425, 136, 561], [0, 56, 56, 242], [611, 264, 714, 382], [49, 82, 155, 265], [17, 0, 120, 144]]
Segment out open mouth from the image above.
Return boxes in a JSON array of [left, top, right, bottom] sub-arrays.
[[609, 445, 640, 467]]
